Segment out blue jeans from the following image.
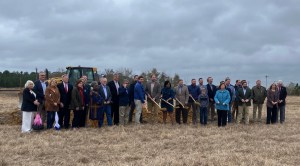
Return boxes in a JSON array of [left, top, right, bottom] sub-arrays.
[[278, 105, 285, 123], [227, 103, 232, 123], [98, 105, 113, 127], [47, 112, 55, 129], [200, 107, 208, 125]]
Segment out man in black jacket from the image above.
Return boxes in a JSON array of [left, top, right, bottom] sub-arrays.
[[277, 80, 287, 123], [57, 74, 73, 129], [98, 77, 113, 127], [107, 73, 120, 125], [206, 77, 217, 121], [34, 71, 48, 125]]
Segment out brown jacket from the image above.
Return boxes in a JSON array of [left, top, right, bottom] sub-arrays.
[[174, 85, 189, 106], [267, 89, 279, 108], [45, 87, 61, 112], [145, 81, 161, 102]]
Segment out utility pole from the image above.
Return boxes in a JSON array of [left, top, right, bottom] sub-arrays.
[[265, 75, 269, 88]]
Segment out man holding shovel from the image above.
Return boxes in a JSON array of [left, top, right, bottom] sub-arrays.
[[145, 74, 161, 124], [188, 79, 201, 125]]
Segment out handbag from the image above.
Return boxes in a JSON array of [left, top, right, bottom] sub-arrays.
[[32, 113, 44, 130]]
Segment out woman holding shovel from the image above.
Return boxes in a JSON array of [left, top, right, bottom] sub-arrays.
[[161, 81, 175, 125]]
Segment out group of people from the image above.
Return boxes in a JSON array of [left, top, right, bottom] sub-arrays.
[[20, 72, 287, 133]]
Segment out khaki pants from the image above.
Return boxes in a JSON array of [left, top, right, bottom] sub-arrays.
[[253, 104, 263, 122], [187, 103, 199, 124], [147, 100, 159, 124], [119, 106, 130, 126], [208, 102, 216, 121], [237, 104, 250, 125], [134, 100, 142, 124]]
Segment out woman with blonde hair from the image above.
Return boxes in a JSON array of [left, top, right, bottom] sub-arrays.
[[45, 78, 61, 130], [21, 80, 40, 133]]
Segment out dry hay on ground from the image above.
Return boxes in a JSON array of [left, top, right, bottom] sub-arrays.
[[0, 97, 300, 165], [0, 91, 21, 125]]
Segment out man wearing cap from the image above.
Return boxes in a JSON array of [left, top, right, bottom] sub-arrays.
[[251, 80, 267, 123]]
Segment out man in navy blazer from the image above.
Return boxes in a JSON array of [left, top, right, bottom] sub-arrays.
[[57, 74, 73, 129], [98, 77, 113, 127], [34, 71, 48, 124], [107, 73, 120, 125], [206, 77, 217, 121], [277, 80, 287, 123]]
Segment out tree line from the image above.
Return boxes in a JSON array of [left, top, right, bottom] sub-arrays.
[[0, 69, 299, 96], [0, 68, 180, 89]]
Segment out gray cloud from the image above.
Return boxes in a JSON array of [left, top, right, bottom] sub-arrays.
[[0, 0, 299, 86]]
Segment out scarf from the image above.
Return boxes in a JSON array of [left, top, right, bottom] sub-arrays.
[[78, 87, 85, 106]]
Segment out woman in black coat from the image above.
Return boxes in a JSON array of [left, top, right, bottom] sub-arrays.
[[21, 80, 40, 133]]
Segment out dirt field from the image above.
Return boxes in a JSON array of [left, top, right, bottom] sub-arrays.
[[0, 92, 300, 165]]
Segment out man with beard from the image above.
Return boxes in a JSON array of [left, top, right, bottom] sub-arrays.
[[188, 79, 200, 125], [236, 80, 252, 125]]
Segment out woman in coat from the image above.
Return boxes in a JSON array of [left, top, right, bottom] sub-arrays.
[[214, 81, 231, 127], [70, 79, 85, 129], [266, 83, 279, 124], [161, 80, 175, 125], [45, 78, 61, 130], [21, 80, 40, 133]]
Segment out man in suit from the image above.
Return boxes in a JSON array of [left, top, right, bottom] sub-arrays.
[[174, 79, 189, 124], [145, 74, 161, 124], [206, 77, 217, 121], [98, 77, 113, 127], [81, 75, 91, 127], [57, 74, 73, 129], [107, 73, 120, 125], [277, 80, 287, 123], [236, 80, 252, 125], [34, 71, 48, 125]]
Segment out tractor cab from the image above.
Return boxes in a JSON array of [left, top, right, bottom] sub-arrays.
[[66, 66, 98, 86]]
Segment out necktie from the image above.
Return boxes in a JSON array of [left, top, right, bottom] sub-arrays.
[[115, 81, 119, 94], [64, 84, 68, 93]]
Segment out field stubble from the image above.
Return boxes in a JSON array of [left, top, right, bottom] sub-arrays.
[[0, 92, 299, 165]]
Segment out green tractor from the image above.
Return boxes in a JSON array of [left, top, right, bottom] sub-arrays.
[[18, 66, 98, 109]]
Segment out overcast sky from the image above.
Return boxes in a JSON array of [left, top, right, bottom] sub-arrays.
[[0, 0, 299, 86]]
